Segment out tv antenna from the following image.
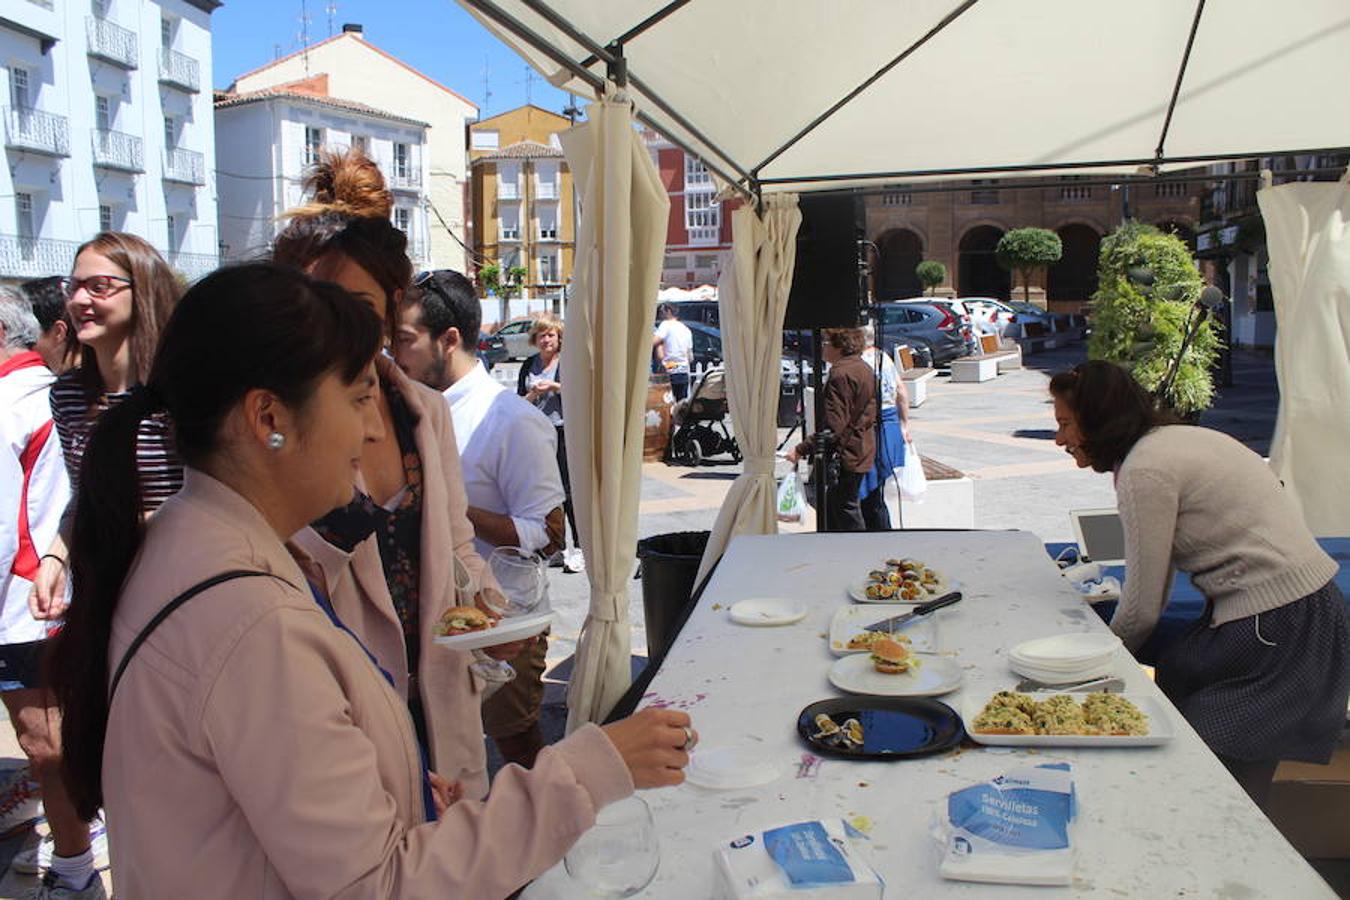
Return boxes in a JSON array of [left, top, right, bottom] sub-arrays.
[[481, 54, 492, 114], [298, 0, 312, 75], [326, 2, 338, 37]]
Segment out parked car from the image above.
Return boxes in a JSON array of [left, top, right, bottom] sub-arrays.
[[654, 299, 720, 328], [1005, 300, 1055, 336], [493, 318, 536, 360], [897, 297, 978, 354], [477, 331, 507, 370], [962, 297, 1018, 337], [877, 301, 970, 367]]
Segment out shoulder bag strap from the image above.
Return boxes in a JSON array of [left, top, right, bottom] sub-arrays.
[[108, 570, 281, 704]]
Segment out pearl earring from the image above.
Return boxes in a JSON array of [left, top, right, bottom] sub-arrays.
[[267, 432, 286, 450]]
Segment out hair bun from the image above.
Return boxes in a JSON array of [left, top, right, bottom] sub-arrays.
[[296, 148, 392, 219]]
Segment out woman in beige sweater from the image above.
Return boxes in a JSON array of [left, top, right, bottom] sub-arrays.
[[1050, 360, 1347, 807], [47, 264, 692, 899]]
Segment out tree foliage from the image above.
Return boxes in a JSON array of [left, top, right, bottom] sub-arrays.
[[915, 260, 946, 296], [996, 228, 1062, 302], [479, 261, 528, 300], [1088, 220, 1220, 415]]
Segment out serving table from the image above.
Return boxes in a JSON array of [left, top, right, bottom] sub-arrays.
[[525, 531, 1335, 898]]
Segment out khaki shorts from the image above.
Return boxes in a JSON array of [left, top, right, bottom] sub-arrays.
[[482, 630, 548, 738]]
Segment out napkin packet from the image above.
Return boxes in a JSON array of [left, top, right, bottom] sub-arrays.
[[714, 818, 884, 899], [935, 762, 1077, 886]]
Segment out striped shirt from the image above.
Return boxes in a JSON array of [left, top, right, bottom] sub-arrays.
[[50, 369, 184, 514]]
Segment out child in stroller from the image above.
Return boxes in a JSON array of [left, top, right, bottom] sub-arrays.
[[666, 365, 741, 466]]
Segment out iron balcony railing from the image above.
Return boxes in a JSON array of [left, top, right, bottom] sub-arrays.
[[163, 147, 205, 185], [86, 16, 138, 69], [4, 107, 70, 157], [92, 128, 144, 172], [498, 180, 519, 200], [0, 234, 82, 279], [535, 180, 558, 200], [166, 251, 219, 281], [388, 167, 421, 190], [158, 47, 199, 92]]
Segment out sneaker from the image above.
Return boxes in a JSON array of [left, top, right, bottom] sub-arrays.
[[562, 549, 585, 573], [21, 872, 107, 900], [0, 766, 42, 835], [546, 550, 565, 569], [12, 816, 109, 875]]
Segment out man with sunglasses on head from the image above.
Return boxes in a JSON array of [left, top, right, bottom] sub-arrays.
[[394, 270, 565, 768]]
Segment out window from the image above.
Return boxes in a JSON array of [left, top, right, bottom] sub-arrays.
[[393, 207, 411, 235], [535, 161, 558, 199], [163, 115, 175, 148], [393, 142, 410, 178], [9, 67, 29, 109], [685, 190, 720, 244], [537, 202, 558, 240], [471, 130, 499, 151], [91, 0, 110, 17], [970, 179, 999, 205], [350, 134, 367, 155], [160, 16, 173, 48], [538, 252, 559, 284], [99, 204, 113, 232], [95, 96, 110, 131], [497, 162, 520, 200], [304, 126, 323, 167], [694, 254, 718, 269], [16, 193, 34, 238], [684, 155, 712, 190], [165, 214, 177, 251], [499, 205, 520, 241]]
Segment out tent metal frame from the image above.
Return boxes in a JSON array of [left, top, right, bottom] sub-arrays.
[[462, 0, 1345, 204]]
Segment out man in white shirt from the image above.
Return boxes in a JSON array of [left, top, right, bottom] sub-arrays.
[[394, 270, 564, 768], [652, 303, 694, 400]]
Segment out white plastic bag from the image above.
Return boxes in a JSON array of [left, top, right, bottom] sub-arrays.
[[776, 466, 807, 523], [898, 441, 927, 502]]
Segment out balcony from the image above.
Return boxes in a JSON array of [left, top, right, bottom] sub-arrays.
[[0, 234, 82, 279], [92, 129, 144, 172], [1058, 185, 1092, 202], [87, 17, 138, 69], [158, 47, 200, 93], [4, 107, 70, 157], [498, 181, 519, 200], [163, 147, 204, 185], [389, 167, 421, 191], [535, 181, 558, 200], [166, 251, 219, 282]]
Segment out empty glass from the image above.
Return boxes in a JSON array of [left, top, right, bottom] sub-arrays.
[[564, 796, 659, 897], [485, 546, 549, 618]]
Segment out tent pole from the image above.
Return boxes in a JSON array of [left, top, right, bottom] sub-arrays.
[[1154, 0, 1208, 165], [577, 0, 693, 68]]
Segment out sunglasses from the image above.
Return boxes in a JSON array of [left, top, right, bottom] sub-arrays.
[[63, 274, 132, 300]]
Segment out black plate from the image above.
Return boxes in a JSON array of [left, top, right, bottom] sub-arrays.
[[797, 696, 965, 760]]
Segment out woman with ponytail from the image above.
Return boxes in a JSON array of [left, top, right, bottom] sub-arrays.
[[47, 263, 689, 898]]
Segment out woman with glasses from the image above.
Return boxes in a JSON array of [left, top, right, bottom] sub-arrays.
[[20, 232, 181, 897], [1050, 360, 1348, 808]]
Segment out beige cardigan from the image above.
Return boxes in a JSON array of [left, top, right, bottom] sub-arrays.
[[291, 357, 502, 798], [104, 470, 632, 899]]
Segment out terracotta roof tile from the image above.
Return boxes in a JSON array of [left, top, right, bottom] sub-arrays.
[[472, 140, 564, 162], [214, 89, 429, 129]]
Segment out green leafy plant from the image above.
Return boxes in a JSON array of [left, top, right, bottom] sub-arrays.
[[915, 259, 946, 296], [995, 228, 1062, 303], [1088, 220, 1220, 415], [479, 261, 528, 299]]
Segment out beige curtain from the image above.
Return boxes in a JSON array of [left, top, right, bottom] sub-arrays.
[[695, 195, 802, 585], [559, 92, 670, 730], [1258, 170, 1350, 536]]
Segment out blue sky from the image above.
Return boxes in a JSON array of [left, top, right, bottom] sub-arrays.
[[211, 0, 574, 118]]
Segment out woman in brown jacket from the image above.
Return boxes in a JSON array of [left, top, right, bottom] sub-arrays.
[[786, 327, 877, 531], [47, 264, 693, 899]]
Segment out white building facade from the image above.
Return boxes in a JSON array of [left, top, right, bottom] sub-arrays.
[[0, 0, 220, 282], [230, 26, 476, 272], [214, 90, 430, 267]]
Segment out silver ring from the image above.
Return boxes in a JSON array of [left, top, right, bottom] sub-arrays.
[[679, 726, 694, 751]]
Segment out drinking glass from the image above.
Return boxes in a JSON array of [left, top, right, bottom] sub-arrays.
[[486, 546, 548, 618], [564, 796, 659, 897]]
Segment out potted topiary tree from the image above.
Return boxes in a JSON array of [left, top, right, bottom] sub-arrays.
[[1088, 220, 1220, 417], [915, 259, 946, 296], [995, 228, 1062, 304]]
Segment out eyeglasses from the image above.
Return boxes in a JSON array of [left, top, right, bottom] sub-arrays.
[[62, 275, 132, 300]]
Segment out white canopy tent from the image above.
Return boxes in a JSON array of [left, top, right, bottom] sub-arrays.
[[461, 0, 1350, 724]]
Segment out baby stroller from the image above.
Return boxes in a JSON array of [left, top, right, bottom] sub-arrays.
[[666, 366, 741, 466]]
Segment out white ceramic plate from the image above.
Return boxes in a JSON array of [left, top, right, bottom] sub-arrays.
[[432, 611, 553, 650], [1010, 632, 1122, 665], [685, 747, 783, 790], [827, 605, 938, 656], [727, 597, 807, 627], [963, 693, 1175, 747], [847, 575, 950, 604], [827, 653, 963, 698]]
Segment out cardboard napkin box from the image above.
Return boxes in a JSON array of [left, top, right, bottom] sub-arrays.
[[714, 818, 884, 899]]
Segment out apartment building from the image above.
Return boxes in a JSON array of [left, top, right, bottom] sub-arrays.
[[229, 24, 476, 272], [641, 126, 735, 289], [214, 78, 431, 266], [0, 0, 220, 282]]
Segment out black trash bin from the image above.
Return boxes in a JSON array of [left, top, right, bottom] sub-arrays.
[[636, 530, 710, 660]]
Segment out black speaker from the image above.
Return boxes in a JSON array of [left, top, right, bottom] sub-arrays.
[[785, 193, 864, 329]]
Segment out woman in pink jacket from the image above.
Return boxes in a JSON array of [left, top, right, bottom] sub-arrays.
[[47, 263, 692, 898]]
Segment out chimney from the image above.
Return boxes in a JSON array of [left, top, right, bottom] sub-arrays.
[[342, 23, 364, 37]]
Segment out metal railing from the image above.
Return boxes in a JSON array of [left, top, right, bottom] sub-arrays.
[[0, 234, 82, 279], [163, 147, 205, 184], [166, 251, 219, 281], [158, 47, 199, 92], [4, 107, 70, 156], [92, 128, 144, 172], [498, 181, 519, 200], [1058, 185, 1092, 202], [86, 16, 138, 69], [388, 167, 421, 190], [535, 180, 558, 200]]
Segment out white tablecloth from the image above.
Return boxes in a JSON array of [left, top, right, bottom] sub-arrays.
[[526, 531, 1334, 898]]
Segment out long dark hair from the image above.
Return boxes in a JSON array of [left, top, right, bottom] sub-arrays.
[[69, 232, 182, 398], [47, 263, 383, 819], [1048, 360, 1180, 473]]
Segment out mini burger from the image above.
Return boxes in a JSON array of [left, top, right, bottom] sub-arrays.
[[437, 605, 493, 636], [870, 637, 913, 674]]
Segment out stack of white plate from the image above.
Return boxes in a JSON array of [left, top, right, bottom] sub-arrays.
[[1008, 632, 1121, 684]]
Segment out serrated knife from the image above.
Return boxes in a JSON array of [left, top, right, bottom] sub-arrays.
[[863, 591, 962, 632]]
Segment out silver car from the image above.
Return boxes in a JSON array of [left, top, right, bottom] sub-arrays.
[[493, 318, 535, 361]]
